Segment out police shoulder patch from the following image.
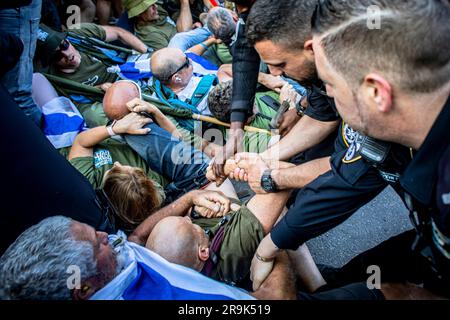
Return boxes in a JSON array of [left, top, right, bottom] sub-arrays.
[[342, 123, 363, 163]]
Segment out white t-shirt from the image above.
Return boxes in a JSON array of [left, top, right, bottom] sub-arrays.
[[177, 75, 211, 116]]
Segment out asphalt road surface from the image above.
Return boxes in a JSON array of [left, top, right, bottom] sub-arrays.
[[232, 182, 412, 267]]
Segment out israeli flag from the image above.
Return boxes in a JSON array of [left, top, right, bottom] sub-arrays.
[[91, 233, 254, 300], [186, 52, 219, 76], [108, 53, 218, 81], [41, 96, 86, 149]]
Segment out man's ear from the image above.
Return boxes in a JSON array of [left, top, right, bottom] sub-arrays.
[[304, 38, 314, 58], [72, 278, 102, 300], [198, 245, 209, 262], [362, 73, 393, 113]]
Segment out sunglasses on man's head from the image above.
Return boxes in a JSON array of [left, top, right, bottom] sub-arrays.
[[166, 56, 191, 81], [52, 39, 70, 61]]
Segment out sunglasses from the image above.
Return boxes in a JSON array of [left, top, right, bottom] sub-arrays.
[[52, 39, 70, 61], [166, 56, 191, 81]]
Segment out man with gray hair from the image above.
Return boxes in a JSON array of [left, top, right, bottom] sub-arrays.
[[0, 186, 297, 300]]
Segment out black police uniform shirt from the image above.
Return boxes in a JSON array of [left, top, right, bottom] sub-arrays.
[[271, 93, 450, 282]]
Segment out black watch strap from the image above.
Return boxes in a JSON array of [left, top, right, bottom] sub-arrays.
[[261, 169, 277, 193]]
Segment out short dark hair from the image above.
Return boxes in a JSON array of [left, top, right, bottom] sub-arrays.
[[207, 80, 233, 122], [312, 0, 450, 93], [246, 0, 318, 50]]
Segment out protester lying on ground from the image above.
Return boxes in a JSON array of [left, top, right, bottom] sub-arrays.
[[179, 6, 237, 65], [102, 80, 238, 197], [145, 158, 292, 289], [0, 213, 294, 300], [150, 47, 228, 117], [35, 23, 148, 93], [123, 0, 194, 51]]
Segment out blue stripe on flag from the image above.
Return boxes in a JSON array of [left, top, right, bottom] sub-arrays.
[[42, 113, 85, 136], [186, 52, 219, 71], [123, 262, 234, 300]]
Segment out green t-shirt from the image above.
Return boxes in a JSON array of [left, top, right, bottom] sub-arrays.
[[134, 6, 177, 51], [193, 204, 265, 286], [68, 138, 166, 204], [218, 91, 279, 153], [213, 43, 233, 65], [48, 23, 118, 96]]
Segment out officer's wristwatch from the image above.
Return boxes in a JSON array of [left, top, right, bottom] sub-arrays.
[[260, 169, 278, 193]]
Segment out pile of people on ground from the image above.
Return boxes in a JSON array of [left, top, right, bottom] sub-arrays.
[[0, 0, 449, 301]]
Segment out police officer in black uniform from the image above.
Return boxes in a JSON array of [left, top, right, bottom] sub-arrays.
[[250, 0, 450, 299]]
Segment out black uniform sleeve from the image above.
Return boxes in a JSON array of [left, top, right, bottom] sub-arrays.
[[271, 149, 387, 250], [304, 86, 340, 122], [230, 14, 260, 123]]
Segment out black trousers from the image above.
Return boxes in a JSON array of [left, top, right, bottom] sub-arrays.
[[0, 85, 113, 254], [298, 230, 450, 299]]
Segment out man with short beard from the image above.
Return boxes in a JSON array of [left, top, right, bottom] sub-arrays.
[[245, 0, 449, 300]]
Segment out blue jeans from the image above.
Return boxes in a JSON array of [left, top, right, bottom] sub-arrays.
[[124, 123, 210, 202], [168, 26, 211, 52], [0, 0, 42, 126]]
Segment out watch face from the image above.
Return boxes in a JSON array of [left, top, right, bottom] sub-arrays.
[[261, 172, 275, 192]]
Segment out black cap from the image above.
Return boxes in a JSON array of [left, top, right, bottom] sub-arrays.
[[36, 24, 67, 67]]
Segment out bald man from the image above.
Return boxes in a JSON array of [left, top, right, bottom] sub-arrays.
[[151, 48, 230, 117], [145, 158, 295, 289]]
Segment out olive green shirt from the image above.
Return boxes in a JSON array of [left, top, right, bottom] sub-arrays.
[[68, 138, 166, 204], [134, 6, 177, 51], [193, 204, 265, 286], [48, 23, 118, 97]]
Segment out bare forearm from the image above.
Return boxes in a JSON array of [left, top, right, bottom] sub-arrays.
[[187, 38, 214, 56], [177, 0, 193, 32], [262, 117, 339, 161], [272, 157, 331, 190], [115, 28, 147, 53], [76, 126, 110, 148], [251, 251, 296, 300], [129, 191, 195, 245]]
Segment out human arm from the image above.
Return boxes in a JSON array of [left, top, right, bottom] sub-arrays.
[[126, 98, 183, 139], [251, 251, 297, 300], [68, 112, 152, 160], [258, 73, 286, 93], [231, 152, 331, 194], [176, 0, 194, 32], [128, 190, 231, 245], [187, 36, 221, 56], [102, 25, 148, 53], [261, 116, 339, 162]]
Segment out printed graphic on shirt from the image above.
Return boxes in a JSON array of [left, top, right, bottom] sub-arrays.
[[342, 122, 363, 163], [83, 75, 100, 86], [94, 149, 113, 168]]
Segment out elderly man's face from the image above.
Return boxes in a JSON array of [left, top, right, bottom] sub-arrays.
[[54, 40, 81, 70], [254, 39, 318, 88], [70, 221, 118, 286]]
